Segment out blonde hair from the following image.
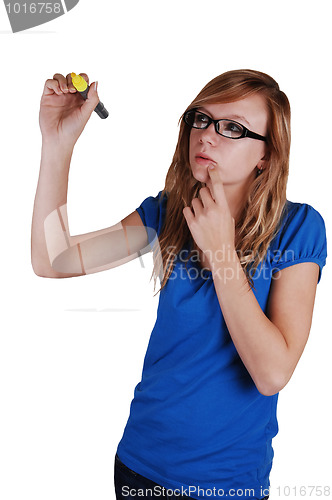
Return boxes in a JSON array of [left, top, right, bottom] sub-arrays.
[[150, 69, 291, 295]]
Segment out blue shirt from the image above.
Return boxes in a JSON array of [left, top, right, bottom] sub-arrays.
[[117, 191, 327, 500]]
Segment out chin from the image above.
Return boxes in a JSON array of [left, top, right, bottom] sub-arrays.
[[191, 166, 209, 184]]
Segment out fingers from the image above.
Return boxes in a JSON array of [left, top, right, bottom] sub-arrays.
[[199, 186, 215, 205], [53, 73, 70, 94], [43, 77, 62, 96], [207, 165, 227, 206], [43, 72, 90, 96], [183, 206, 194, 222], [42, 71, 99, 124], [65, 73, 77, 93], [80, 81, 100, 121]]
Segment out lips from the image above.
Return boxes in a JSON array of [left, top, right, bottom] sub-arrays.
[[195, 152, 216, 166], [195, 152, 215, 163]]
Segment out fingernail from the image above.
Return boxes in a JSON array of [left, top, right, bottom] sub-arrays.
[[94, 81, 98, 91], [209, 164, 215, 170]]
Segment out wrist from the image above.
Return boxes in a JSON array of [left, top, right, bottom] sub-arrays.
[[205, 244, 238, 269], [208, 247, 244, 284], [41, 139, 74, 165]]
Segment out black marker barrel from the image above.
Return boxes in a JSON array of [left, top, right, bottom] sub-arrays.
[[71, 72, 109, 119]]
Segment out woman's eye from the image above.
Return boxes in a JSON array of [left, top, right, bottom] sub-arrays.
[[226, 121, 242, 133], [196, 113, 209, 124]]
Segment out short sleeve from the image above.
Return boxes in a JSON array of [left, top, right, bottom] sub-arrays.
[[136, 190, 168, 245], [270, 202, 327, 283]]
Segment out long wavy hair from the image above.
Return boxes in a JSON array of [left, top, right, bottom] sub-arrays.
[[150, 69, 291, 296]]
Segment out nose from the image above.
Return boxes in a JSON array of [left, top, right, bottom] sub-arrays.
[[198, 122, 218, 146]]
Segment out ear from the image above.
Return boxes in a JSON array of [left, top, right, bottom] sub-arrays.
[[257, 152, 270, 171]]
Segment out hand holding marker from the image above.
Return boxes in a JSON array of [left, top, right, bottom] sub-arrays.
[[71, 73, 109, 119]]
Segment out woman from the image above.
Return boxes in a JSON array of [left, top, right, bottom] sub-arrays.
[[32, 69, 327, 500]]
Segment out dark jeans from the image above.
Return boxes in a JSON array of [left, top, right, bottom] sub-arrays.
[[114, 453, 269, 500]]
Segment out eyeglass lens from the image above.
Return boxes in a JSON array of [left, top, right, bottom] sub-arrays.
[[185, 110, 245, 138]]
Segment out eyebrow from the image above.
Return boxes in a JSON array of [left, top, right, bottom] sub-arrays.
[[198, 107, 252, 128]]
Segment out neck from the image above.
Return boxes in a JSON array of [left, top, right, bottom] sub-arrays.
[[206, 172, 255, 223], [224, 182, 249, 222]]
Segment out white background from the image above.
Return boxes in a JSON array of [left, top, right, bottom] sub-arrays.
[[0, 1, 331, 499]]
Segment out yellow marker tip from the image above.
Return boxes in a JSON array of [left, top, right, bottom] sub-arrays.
[[70, 72, 88, 92]]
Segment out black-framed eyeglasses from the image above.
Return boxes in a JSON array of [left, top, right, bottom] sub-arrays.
[[183, 109, 267, 142]]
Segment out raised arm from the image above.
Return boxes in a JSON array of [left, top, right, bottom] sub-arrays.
[[31, 73, 157, 278]]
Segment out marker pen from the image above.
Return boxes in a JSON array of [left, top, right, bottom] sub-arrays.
[[71, 72, 109, 119]]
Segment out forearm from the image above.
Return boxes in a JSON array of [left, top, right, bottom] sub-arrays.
[[210, 250, 290, 396], [31, 142, 78, 277]]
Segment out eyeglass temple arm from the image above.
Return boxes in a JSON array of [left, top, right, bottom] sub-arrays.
[[245, 129, 267, 142]]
